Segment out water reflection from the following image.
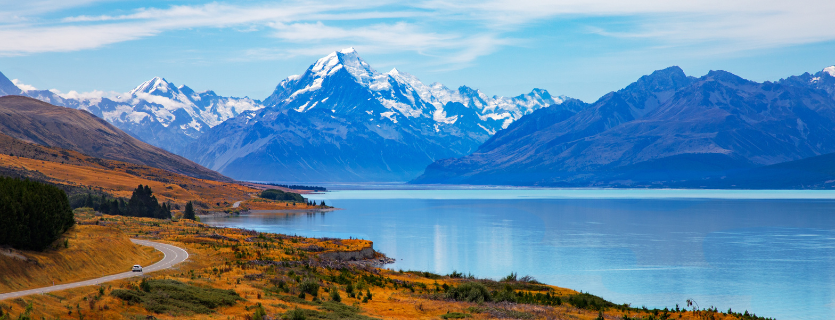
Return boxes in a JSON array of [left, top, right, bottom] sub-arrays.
[[203, 196, 835, 320]]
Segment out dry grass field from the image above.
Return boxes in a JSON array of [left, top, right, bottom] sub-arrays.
[[0, 223, 162, 294]]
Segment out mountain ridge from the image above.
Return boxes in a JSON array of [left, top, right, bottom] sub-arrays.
[[412, 65, 835, 187], [0, 95, 231, 182]]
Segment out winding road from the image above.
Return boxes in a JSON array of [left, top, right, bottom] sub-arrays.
[[0, 239, 189, 300]]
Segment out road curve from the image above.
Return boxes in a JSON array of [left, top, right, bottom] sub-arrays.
[[0, 239, 189, 300]]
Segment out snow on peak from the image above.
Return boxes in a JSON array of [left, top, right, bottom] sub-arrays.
[[309, 48, 377, 84], [824, 66, 835, 77], [130, 77, 175, 95], [388, 68, 400, 74]]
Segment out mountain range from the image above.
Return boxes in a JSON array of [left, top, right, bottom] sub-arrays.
[[5, 49, 835, 188], [0, 48, 570, 182], [412, 66, 835, 188], [1, 72, 263, 155], [183, 48, 574, 182]]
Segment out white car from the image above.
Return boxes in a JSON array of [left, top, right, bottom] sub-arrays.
[[131, 265, 143, 272]]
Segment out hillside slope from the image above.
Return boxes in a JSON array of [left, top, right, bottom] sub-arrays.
[[0, 132, 255, 205], [0, 95, 230, 182]]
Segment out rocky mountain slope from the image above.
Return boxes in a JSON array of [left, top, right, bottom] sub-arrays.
[[0, 95, 230, 181], [184, 48, 578, 182], [1, 74, 263, 154], [413, 66, 835, 187]]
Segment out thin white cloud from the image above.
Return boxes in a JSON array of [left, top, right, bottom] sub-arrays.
[[11, 79, 37, 92], [420, 0, 835, 50], [1, 0, 834, 63]]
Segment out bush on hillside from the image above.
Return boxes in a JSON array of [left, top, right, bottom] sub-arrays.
[[260, 189, 306, 202], [445, 282, 492, 303], [110, 279, 242, 315], [0, 177, 74, 251]]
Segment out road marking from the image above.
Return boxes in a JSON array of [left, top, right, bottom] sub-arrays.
[[0, 239, 189, 300]]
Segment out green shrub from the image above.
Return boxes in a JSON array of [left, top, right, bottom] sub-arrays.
[[501, 272, 517, 282], [567, 292, 616, 311], [252, 303, 267, 320], [110, 279, 242, 314], [300, 279, 320, 297], [441, 312, 472, 319], [445, 282, 492, 303], [330, 289, 341, 302], [284, 308, 306, 320]]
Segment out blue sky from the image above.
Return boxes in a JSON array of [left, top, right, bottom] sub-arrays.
[[1, 0, 834, 102]]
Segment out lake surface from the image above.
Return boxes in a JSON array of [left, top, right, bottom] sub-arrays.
[[202, 189, 835, 320]]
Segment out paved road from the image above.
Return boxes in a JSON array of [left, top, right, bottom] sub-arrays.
[[0, 239, 188, 300]]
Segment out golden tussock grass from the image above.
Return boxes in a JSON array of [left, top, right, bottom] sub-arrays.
[[0, 224, 162, 294], [0, 153, 257, 207]]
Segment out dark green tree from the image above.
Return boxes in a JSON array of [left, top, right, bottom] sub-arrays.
[[183, 201, 196, 220], [0, 177, 75, 251], [84, 193, 94, 208], [259, 189, 305, 202], [126, 185, 170, 219], [110, 199, 121, 215]]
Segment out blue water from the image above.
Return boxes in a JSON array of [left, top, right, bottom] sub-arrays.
[[202, 189, 835, 320]]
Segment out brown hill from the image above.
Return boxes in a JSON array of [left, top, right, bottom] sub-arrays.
[[0, 95, 230, 181], [0, 132, 252, 204]]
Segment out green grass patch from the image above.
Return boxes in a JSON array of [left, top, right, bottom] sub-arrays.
[[110, 279, 242, 315], [440, 312, 472, 319], [280, 301, 380, 320], [566, 292, 616, 311]]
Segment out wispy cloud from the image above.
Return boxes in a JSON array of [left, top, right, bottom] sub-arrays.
[[10, 79, 37, 92], [1, 0, 834, 65]]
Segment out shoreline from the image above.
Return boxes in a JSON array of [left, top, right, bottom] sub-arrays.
[[197, 207, 341, 219]]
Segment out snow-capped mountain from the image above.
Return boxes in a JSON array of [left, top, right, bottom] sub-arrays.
[[265, 48, 569, 135], [2, 75, 264, 154], [185, 48, 579, 182]]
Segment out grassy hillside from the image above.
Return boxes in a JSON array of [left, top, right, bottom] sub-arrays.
[[0, 223, 162, 293], [0, 133, 333, 217], [0, 96, 229, 181]]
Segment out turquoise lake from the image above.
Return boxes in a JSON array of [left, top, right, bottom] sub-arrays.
[[202, 189, 835, 320]]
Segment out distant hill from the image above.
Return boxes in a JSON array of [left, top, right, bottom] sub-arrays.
[[0, 132, 252, 204], [413, 66, 835, 187], [0, 95, 231, 182], [691, 152, 835, 189]]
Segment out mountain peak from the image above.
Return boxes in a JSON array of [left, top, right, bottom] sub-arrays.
[[823, 66, 835, 77], [705, 70, 749, 86], [130, 77, 177, 96], [0, 71, 23, 96], [310, 48, 377, 84]]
